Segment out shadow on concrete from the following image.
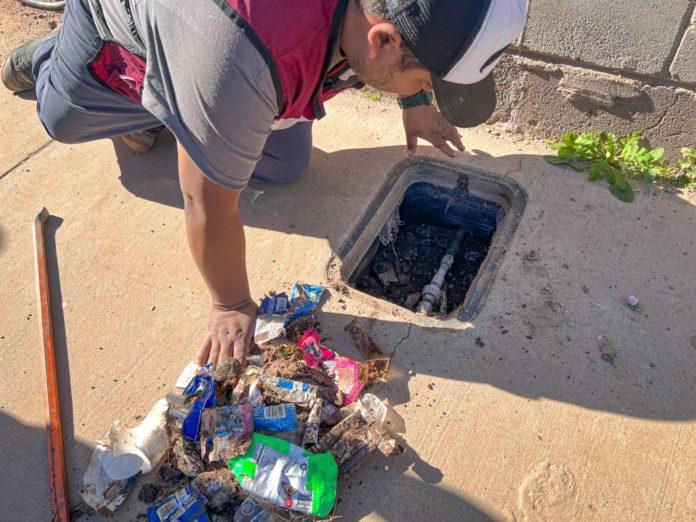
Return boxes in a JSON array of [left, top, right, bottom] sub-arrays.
[[0, 223, 5, 254], [0, 410, 491, 521], [0, 215, 93, 519], [114, 137, 696, 423]]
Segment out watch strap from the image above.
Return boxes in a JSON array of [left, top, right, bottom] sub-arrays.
[[398, 90, 433, 109]]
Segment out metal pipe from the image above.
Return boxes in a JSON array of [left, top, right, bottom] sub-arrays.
[[417, 229, 465, 314], [33, 208, 70, 522]]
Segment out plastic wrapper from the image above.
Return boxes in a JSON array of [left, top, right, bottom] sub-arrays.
[[228, 433, 338, 518], [255, 293, 290, 344], [200, 403, 253, 461], [254, 315, 286, 345], [299, 327, 364, 406], [233, 497, 273, 522], [302, 398, 322, 446], [253, 404, 298, 432], [320, 401, 340, 423], [297, 327, 334, 367], [147, 485, 209, 522], [258, 293, 290, 315], [248, 379, 263, 408], [172, 437, 205, 477], [357, 393, 387, 426], [323, 355, 363, 406], [181, 371, 216, 441], [260, 375, 318, 404], [285, 284, 324, 325], [80, 442, 135, 512], [316, 408, 402, 476]]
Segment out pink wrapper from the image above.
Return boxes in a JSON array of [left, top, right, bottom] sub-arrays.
[[299, 327, 364, 405], [323, 356, 364, 405], [298, 327, 334, 367]]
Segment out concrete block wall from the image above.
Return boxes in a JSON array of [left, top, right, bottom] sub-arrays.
[[492, 0, 696, 160]]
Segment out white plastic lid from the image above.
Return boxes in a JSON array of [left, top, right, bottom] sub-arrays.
[[103, 452, 144, 481]]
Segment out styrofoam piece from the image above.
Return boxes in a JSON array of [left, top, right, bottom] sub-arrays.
[[104, 398, 169, 480]]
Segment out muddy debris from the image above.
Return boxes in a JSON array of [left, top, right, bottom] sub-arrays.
[[79, 283, 403, 521], [345, 319, 390, 387], [137, 482, 174, 505], [286, 314, 321, 343], [193, 469, 239, 510], [598, 337, 618, 366], [158, 463, 183, 483], [212, 358, 243, 384], [345, 319, 384, 359], [356, 222, 493, 314]]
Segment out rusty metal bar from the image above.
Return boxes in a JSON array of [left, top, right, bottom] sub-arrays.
[[33, 207, 69, 522]]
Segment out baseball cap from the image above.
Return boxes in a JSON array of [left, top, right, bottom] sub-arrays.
[[387, 0, 527, 127]]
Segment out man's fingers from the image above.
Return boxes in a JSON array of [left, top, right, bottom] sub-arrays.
[[406, 133, 418, 156], [207, 338, 222, 368], [447, 126, 465, 151], [433, 136, 456, 157], [197, 334, 212, 365], [233, 331, 250, 368], [218, 336, 233, 366]]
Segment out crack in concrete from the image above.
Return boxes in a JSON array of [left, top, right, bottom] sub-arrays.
[[0, 140, 54, 182], [646, 93, 681, 132], [391, 323, 413, 356], [504, 157, 526, 177]]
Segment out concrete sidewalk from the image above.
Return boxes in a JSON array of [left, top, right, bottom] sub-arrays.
[[1, 11, 695, 521]]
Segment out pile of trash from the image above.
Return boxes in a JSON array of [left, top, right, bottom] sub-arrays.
[[79, 284, 400, 521]]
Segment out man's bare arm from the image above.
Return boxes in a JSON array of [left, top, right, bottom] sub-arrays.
[[178, 142, 257, 367]]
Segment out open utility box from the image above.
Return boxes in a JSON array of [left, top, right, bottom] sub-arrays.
[[328, 158, 526, 327]]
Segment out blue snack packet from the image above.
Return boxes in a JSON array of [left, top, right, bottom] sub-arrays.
[[181, 369, 216, 441], [252, 404, 298, 432], [258, 293, 290, 315], [147, 485, 209, 522], [285, 284, 324, 325]]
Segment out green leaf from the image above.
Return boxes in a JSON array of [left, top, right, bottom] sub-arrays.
[[557, 147, 575, 159], [588, 160, 611, 181], [544, 155, 569, 165], [609, 182, 635, 203], [568, 159, 589, 171], [649, 147, 665, 162], [562, 132, 578, 145]]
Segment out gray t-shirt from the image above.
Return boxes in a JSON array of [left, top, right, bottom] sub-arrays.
[[95, 0, 280, 190]]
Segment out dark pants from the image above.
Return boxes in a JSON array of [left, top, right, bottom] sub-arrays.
[[30, 0, 312, 185]]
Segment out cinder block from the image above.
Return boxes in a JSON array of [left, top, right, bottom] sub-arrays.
[[492, 55, 696, 162], [522, 0, 693, 76], [670, 25, 696, 83]]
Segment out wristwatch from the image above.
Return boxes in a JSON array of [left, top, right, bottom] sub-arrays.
[[397, 90, 433, 109]]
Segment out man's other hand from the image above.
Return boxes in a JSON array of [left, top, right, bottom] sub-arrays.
[[402, 104, 465, 157], [198, 299, 258, 368]]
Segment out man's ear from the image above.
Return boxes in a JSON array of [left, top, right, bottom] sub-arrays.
[[366, 21, 403, 60]]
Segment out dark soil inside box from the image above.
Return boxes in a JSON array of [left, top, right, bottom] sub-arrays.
[[356, 221, 494, 314]]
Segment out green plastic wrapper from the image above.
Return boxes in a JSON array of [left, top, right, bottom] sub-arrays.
[[228, 433, 337, 518]]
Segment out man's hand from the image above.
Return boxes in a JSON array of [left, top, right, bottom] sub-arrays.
[[178, 142, 255, 369], [198, 300, 258, 368], [402, 104, 465, 157]]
